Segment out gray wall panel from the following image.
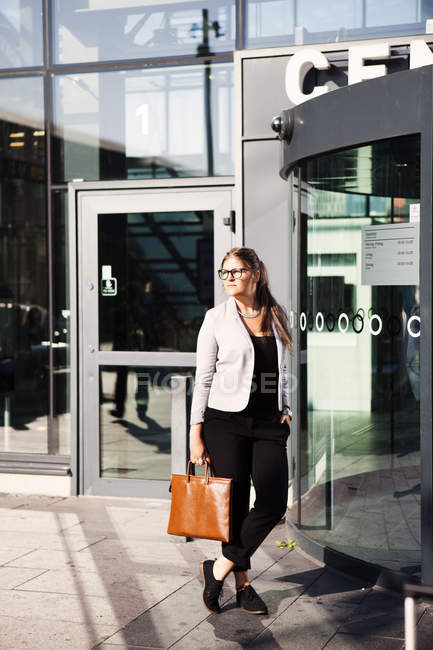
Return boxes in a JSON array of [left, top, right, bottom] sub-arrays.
[[243, 139, 290, 307], [242, 52, 407, 139], [243, 56, 291, 138]]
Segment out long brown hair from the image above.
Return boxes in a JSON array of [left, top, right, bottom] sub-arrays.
[[221, 247, 292, 352]]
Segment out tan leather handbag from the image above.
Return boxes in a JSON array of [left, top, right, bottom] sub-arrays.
[[167, 461, 232, 542]]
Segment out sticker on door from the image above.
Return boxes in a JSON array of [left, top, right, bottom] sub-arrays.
[[101, 265, 117, 296]]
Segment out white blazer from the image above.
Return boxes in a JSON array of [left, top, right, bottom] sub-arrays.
[[190, 296, 290, 424]]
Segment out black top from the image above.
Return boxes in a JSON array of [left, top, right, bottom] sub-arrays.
[[240, 334, 279, 419], [204, 334, 280, 423]]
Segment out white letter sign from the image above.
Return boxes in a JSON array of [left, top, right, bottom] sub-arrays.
[[285, 40, 433, 105], [410, 39, 433, 68], [348, 43, 390, 85], [285, 48, 330, 105]]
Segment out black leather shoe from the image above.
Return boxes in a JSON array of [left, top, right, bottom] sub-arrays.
[[200, 560, 224, 614], [236, 584, 268, 615]]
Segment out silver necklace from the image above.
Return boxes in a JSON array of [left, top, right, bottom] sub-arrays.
[[237, 309, 261, 319]]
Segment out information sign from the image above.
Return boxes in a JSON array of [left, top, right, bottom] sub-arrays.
[[361, 223, 419, 286]]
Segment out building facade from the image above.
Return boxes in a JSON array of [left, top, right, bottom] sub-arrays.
[[0, 0, 432, 586]]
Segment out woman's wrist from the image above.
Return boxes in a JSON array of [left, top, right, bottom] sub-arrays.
[[189, 423, 203, 439]]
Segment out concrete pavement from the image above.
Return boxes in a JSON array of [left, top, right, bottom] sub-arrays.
[[0, 492, 431, 649]]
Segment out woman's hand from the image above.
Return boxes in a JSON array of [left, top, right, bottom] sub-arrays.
[[280, 406, 292, 425], [189, 424, 211, 465]]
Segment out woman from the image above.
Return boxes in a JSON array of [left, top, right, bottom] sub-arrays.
[[189, 246, 292, 616]]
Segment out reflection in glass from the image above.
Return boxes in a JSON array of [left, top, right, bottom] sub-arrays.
[[52, 190, 71, 454], [0, 76, 49, 453], [52, 63, 233, 182], [247, 0, 433, 48], [53, 0, 235, 64], [0, 1, 43, 68], [288, 135, 421, 575], [98, 211, 213, 353], [100, 365, 193, 480]]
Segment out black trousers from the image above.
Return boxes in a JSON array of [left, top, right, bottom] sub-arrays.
[[202, 407, 289, 571]]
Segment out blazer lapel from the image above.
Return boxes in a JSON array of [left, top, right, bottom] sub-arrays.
[[229, 297, 282, 362], [228, 297, 254, 349]]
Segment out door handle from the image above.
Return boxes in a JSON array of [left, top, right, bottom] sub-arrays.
[[223, 210, 235, 233]]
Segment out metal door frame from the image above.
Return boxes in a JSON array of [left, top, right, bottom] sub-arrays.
[[277, 66, 433, 585], [68, 177, 235, 498]]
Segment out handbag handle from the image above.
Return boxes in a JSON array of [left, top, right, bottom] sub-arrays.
[[186, 460, 211, 484]]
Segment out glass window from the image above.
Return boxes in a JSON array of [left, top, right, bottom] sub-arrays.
[[52, 190, 70, 455], [0, 1, 43, 69], [98, 211, 213, 353], [52, 63, 234, 182], [247, 0, 433, 48], [100, 365, 193, 480], [366, 0, 418, 27], [52, 0, 235, 64], [287, 135, 421, 575], [0, 76, 49, 454]]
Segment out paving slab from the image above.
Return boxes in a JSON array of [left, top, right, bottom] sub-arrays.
[[5, 544, 200, 577], [169, 575, 309, 648], [98, 646, 163, 650], [0, 493, 66, 509], [325, 633, 404, 649], [0, 615, 119, 650], [0, 509, 80, 533], [6, 548, 103, 571], [0, 588, 146, 627], [302, 568, 371, 604], [50, 495, 166, 513], [99, 577, 213, 648], [64, 519, 168, 539], [249, 595, 359, 650], [417, 606, 433, 650], [0, 547, 38, 565], [114, 534, 323, 650], [0, 530, 106, 552], [338, 588, 422, 639], [16, 567, 192, 602], [0, 566, 47, 589]]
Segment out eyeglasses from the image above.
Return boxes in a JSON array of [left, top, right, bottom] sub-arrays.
[[218, 267, 251, 280]]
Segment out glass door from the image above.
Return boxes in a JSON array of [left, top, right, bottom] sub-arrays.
[[78, 187, 233, 497], [278, 66, 433, 584], [293, 137, 421, 574]]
